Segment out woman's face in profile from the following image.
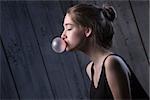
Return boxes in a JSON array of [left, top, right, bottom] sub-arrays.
[[61, 13, 86, 51]]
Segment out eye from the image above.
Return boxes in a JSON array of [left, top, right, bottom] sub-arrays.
[[65, 25, 73, 31], [67, 28, 72, 31]]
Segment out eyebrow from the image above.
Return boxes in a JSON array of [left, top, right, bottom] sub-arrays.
[[63, 23, 74, 27]]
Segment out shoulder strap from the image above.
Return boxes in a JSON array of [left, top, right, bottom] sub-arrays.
[[91, 54, 116, 80]]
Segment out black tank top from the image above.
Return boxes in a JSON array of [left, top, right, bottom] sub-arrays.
[[90, 54, 149, 100], [90, 54, 114, 100]]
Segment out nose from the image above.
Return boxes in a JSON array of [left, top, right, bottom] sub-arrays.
[[61, 31, 67, 40]]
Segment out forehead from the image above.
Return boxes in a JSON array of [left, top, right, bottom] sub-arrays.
[[63, 14, 74, 26]]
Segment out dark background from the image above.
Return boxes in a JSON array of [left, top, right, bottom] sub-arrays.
[[0, 0, 149, 99]]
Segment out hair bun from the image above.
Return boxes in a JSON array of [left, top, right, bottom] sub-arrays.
[[102, 5, 117, 22]]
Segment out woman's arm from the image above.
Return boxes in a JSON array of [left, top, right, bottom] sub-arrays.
[[104, 55, 131, 100]]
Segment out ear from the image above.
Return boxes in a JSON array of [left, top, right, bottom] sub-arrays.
[[84, 27, 92, 37]]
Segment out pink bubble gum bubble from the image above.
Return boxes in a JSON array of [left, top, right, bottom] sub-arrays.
[[51, 37, 66, 53]]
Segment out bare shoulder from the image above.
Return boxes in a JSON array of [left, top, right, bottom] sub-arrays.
[[104, 55, 130, 75], [86, 61, 93, 81]]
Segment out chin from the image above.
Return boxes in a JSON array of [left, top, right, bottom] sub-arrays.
[[66, 46, 76, 52]]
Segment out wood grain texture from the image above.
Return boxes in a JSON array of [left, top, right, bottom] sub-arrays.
[[130, 1, 149, 61], [0, 36, 19, 99], [1, 0, 149, 99], [1, 1, 54, 99]]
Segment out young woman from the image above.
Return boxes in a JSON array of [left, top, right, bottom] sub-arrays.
[[60, 3, 148, 100]]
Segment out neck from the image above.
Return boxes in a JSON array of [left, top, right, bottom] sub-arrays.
[[79, 41, 112, 68]]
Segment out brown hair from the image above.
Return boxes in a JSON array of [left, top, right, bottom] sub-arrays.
[[67, 3, 117, 49]]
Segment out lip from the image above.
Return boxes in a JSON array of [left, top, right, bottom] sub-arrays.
[[62, 38, 68, 47], [62, 39, 67, 44]]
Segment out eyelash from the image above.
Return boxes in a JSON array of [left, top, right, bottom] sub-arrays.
[[67, 29, 72, 31]]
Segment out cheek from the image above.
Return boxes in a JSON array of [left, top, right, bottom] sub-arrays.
[[69, 30, 84, 47]]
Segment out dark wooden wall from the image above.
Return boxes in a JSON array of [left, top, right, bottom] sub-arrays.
[[0, 0, 149, 99]]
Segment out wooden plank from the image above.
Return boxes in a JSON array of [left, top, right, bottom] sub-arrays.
[[73, 51, 91, 98], [0, 37, 19, 99], [130, 1, 149, 61], [1, 1, 54, 98]]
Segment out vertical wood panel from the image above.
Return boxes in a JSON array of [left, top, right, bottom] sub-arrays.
[[73, 51, 91, 98], [1, 1, 53, 99], [0, 37, 19, 99], [130, 1, 149, 61]]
